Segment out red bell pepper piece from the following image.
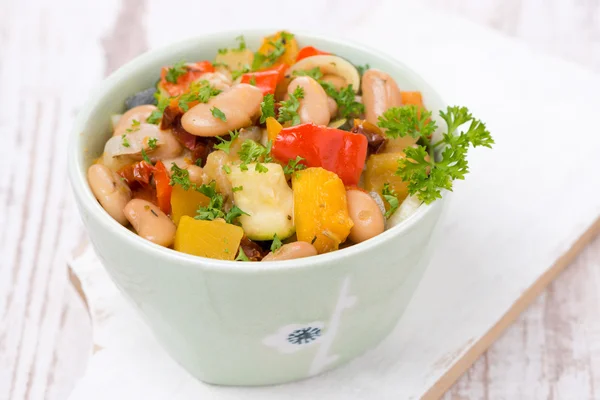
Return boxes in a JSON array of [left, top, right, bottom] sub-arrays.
[[296, 46, 330, 62], [268, 63, 288, 81], [153, 160, 172, 215], [240, 64, 287, 96], [272, 123, 368, 186], [159, 60, 215, 97], [240, 70, 279, 95]]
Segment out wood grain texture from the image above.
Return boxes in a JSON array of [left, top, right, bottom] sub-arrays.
[[0, 0, 599, 399], [420, 2, 600, 398]]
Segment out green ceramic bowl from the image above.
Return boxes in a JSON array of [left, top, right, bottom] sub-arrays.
[[69, 30, 447, 386]]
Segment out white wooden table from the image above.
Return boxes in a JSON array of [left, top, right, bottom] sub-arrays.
[[1, 0, 599, 399]]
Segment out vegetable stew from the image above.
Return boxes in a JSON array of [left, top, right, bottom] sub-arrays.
[[87, 31, 493, 262]]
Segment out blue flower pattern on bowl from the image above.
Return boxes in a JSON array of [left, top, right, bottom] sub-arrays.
[[287, 327, 322, 345]]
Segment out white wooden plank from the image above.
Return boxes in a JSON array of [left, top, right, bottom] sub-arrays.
[[0, 0, 117, 399]]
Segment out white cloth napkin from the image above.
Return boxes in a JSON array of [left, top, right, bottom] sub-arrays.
[[68, 2, 600, 399]]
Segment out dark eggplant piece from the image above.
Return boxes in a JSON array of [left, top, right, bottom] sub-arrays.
[[351, 119, 388, 155], [124, 87, 158, 110]]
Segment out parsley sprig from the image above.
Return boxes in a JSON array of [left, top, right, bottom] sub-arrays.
[[238, 140, 273, 173], [278, 86, 304, 126], [165, 60, 187, 83], [378, 105, 494, 204]]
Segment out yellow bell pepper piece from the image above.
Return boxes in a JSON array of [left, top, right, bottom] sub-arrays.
[[257, 31, 299, 66], [266, 117, 283, 142], [174, 216, 244, 260], [365, 153, 410, 208], [292, 168, 353, 254], [170, 184, 210, 225]]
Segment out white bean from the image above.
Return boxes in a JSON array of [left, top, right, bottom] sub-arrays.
[[346, 189, 385, 243], [87, 164, 132, 225], [181, 84, 263, 137], [288, 76, 330, 126], [361, 69, 402, 126], [123, 199, 176, 247], [113, 105, 157, 137], [103, 124, 183, 171], [262, 242, 318, 261]]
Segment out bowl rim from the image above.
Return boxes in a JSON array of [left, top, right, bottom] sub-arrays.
[[68, 29, 447, 274]]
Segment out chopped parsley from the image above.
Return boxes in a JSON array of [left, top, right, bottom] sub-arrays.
[[356, 63, 370, 77], [249, 76, 257, 86], [252, 31, 294, 71], [195, 158, 203, 167], [278, 86, 304, 126], [381, 183, 400, 219], [147, 137, 158, 149], [260, 93, 275, 123], [165, 60, 187, 83], [235, 249, 250, 261], [195, 182, 225, 220], [321, 83, 364, 119], [178, 80, 222, 112], [232, 186, 243, 192], [238, 140, 273, 173], [217, 35, 247, 55], [194, 181, 248, 223], [211, 106, 227, 121], [169, 163, 193, 190], [141, 148, 152, 164], [270, 233, 283, 252], [126, 119, 141, 133], [234, 35, 247, 51], [283, 156, 306, 176], [231, 65, 250, 80], [121, 134, 130, 148], [292, 67, 323, 80], [224, 205, 248, 224], [222, 165, 231, 174], [146, 92, 170, 124], [214, 130, 240, 154]]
